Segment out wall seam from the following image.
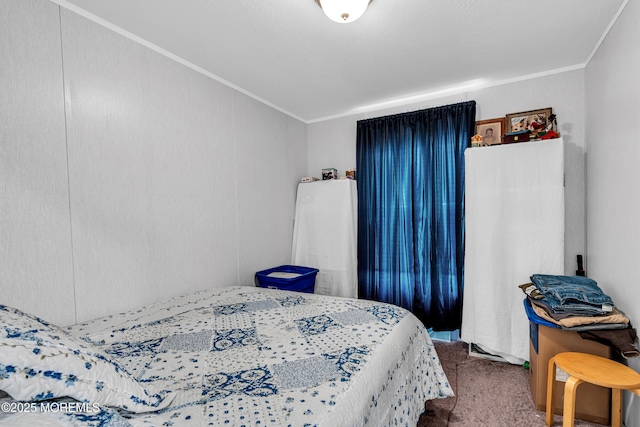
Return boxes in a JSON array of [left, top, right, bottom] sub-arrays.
[[232, 95, 241, 286], [583, 66, 589, 276], [58, 6, 78, 325]]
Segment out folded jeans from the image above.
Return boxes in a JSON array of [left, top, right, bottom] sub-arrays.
[[530, 274, 614, 310]]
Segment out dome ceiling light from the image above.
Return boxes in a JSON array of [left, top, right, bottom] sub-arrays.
[[314, 0, 373, 24]]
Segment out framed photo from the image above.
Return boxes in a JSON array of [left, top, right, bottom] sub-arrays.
[[475, 118, 505, 146], [506, 108, 553, 133]]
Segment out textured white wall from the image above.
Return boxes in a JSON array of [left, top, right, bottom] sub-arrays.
[[0, 0, 76, 326], [585, 1, 640, 425], [307, 70, 587, 275], [234, 94, 307, 285], [1, 0, 306, 325]]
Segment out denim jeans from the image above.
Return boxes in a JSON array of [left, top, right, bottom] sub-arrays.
[[530, 274, 614, 315]]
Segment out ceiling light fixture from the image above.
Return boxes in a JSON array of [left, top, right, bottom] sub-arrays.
[[314, 0, 372, 24]]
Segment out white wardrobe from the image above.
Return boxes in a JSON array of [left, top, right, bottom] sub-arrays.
[[291, 179, 358, 299], [461, 138, 565, 363]]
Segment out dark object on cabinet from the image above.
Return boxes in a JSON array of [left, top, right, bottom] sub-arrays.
[[502, 130, 531, 144], [576, 254, 585, 276]]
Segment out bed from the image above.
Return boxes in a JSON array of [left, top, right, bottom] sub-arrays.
[[0, 286, 452, 426]]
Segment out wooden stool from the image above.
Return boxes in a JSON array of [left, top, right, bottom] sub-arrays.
[[545, 352, 640, 427]]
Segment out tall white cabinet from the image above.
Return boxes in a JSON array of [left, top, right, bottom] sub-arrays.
[[291, 180, 358, 299], [461, 138, 565, 363]]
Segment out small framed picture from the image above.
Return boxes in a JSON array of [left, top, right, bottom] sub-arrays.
[[505, 108, 553, 133], [475, 118, 505, 146]]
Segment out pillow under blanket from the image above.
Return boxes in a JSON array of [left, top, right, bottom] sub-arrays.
[[0, 304, 173, 413]]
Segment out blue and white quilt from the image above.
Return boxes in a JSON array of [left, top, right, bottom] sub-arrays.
[[0, 286, 452, 426]]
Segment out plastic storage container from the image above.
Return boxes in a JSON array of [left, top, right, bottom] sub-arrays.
[[255, 265, 319, 293]]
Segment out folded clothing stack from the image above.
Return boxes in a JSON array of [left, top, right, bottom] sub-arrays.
[[524, 274, 625, 329], [521, 274, 639, 358]]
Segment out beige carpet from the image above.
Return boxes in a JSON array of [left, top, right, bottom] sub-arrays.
[[418, 341, 607, 427]]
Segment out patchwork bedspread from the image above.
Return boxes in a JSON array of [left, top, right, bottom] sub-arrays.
[[1, 286, 452, 426]]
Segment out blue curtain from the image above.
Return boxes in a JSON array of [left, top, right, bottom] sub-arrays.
[[356, 101, 476, 331]]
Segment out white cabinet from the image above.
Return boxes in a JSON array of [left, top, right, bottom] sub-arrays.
[[291, 180, 358, 299], [460, 138, 564, 363]]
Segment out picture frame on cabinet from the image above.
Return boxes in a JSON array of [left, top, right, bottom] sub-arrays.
[[475, 118, 505, 146], [505, 107, 553, 133]]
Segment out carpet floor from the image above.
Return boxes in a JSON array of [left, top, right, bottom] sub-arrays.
[[417, 341, 608, 427]]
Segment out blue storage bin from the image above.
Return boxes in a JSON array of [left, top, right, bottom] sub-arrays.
[[255, 265, 319, 293], [524, 299, 558, 354], [523, 298, 558, 329]]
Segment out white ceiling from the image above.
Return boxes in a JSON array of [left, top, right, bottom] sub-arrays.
[[54, 0, 626, 123]]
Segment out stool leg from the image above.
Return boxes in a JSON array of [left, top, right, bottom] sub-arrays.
[[546, 357, 556, 426], [612, 388, 622, 427], [563, 376, 583, 427]]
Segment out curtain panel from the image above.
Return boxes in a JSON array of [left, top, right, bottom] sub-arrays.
[[356, 101, 476, 330]]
